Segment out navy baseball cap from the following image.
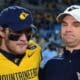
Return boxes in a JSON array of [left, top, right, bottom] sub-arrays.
[[0, 6, 36, 31]]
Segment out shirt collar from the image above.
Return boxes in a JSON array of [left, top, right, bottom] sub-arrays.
[[0, 49, 25, 65]]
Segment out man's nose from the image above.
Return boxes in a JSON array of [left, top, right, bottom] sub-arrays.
[[19, 33, 28, 41], [65, 25, 73, 32]]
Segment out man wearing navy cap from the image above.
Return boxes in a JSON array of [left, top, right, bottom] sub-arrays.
[[0, 6, 41, 80], [40, 5, 80, 80]]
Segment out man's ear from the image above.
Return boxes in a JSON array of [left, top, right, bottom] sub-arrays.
[[0, 26, 5, 38]]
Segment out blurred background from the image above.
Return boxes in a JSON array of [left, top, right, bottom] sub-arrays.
[[0, 0, 80, 51]]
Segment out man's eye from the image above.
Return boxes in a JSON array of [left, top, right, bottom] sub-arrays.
[[74, 23, 80, 27], [61, 23, 67, 27]]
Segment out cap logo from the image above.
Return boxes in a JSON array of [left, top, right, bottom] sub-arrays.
[[19, 12, 29, 20], [67, 7, 79, 11]]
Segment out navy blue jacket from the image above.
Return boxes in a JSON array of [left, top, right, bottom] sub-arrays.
[[40, 49, 80, 80]]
